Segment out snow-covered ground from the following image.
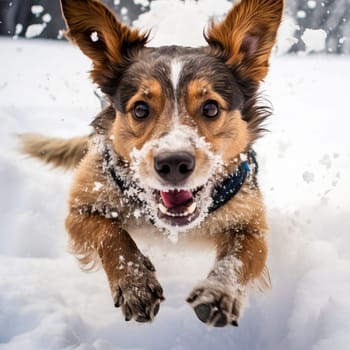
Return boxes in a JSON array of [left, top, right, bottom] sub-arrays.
[[1, 1, 350, 349]]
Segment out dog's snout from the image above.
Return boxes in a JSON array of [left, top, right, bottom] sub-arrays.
[[154, 151, 195, 184]]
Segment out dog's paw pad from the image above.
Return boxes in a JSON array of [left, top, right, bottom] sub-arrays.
[[187, 280, 245, 327], [113, 260, 164, 323], [194, 303, 211, 323], [213, 312, 228, 328]]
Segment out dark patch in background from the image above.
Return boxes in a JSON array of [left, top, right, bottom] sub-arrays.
[[0, 0, 349, 54]]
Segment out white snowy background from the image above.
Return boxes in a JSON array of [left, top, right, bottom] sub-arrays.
[[1, 0, 350, 349]]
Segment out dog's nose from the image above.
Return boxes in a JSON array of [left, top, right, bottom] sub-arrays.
[[154, 151, 195, 184]]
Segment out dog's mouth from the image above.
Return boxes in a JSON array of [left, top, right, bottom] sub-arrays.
[[156, 188, 202, 226]]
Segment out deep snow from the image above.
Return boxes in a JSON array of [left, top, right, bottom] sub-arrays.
[[1, 1, 350, 349]]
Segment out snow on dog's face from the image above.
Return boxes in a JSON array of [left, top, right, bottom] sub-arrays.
[[109, 50, 250, 230], [61, 0, 282, 230]]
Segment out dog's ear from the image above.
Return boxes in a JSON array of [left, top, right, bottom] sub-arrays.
[[205, 0, 283, 82], [61, 0, 148, 93]]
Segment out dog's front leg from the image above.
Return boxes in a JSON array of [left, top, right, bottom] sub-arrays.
[[187, 228, 268, 327], [66, 212, 164, 322]]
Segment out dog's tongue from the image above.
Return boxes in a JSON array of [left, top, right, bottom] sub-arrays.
[[160, 190, 193, 209]]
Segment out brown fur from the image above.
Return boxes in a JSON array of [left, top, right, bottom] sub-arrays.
[[61, 0, 149, 94], [112, 79, 167, 162], [185, 80, 251, 166], [22, 0, 283, 327], [205, 0, 284, 82], [19, 134, 88, 169]]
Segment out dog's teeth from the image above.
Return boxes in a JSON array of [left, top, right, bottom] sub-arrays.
[[185, 202, 197, 215], [159, 203, 169, 215], [158, 201, 197, 218]]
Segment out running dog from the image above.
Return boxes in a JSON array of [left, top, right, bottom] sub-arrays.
[[21, 0, 283, 327]]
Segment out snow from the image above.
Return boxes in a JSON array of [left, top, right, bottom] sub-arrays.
[[25, 24, 47, 39], [301, 28, 327, 52], [302, 171, 315, 184], [133, 0, 232, 47], [31, 5, 44, 17], [297, 10, 307, 19], [1, 2, 350, 349], [307, 1, 317, 9], [120, 7, 128, 17], [14, 23, 23, 36], [90, 31, 99, 43], [42, 14, 52, 24], [93, 182, 104, 192], [134, 0, 150, 7], [275, 16, 298, 55]]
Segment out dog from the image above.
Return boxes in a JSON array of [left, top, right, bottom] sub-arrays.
[[20, 0, 283, 327]]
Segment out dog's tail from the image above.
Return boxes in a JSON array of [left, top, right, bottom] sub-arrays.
[[19, 134, 89, 170]]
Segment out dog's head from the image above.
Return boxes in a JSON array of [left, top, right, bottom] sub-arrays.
[[61, 0, 283, 231]]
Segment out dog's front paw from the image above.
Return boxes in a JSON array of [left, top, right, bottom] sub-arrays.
[[113, 255, 164, 323], [187, 279, 245, 327]]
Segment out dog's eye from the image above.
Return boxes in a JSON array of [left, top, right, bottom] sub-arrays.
[[202, 100, 220, 119], [132, 101, 150, 120]]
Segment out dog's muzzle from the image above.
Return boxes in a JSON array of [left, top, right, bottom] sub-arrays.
[[153, 151, 201, 226]]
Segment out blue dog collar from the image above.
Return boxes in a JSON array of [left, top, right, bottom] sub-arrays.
[[208, 150, 258, 213]]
